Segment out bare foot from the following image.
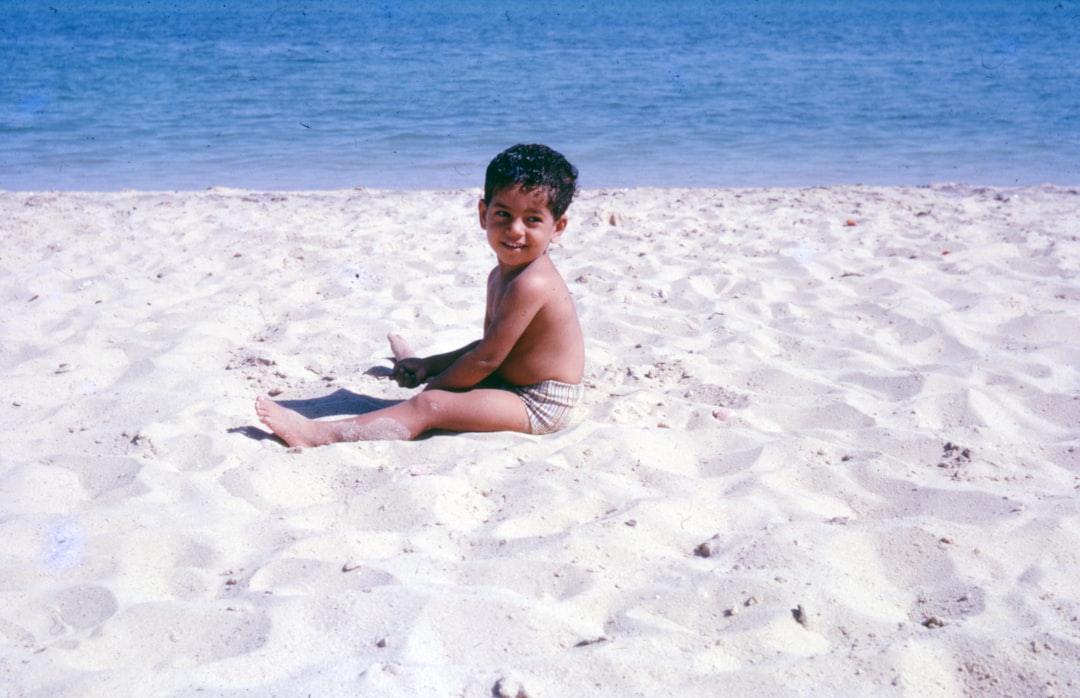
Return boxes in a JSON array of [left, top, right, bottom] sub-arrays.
[[387, 332, 415, 361], [255, 396, 333, 448]]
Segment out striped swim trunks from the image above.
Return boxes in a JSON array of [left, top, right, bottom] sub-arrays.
[[509, 380, 584, 435]]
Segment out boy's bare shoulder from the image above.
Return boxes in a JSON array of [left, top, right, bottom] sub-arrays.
[[492, 255, 567, 294], [520, 254, 569, 289]]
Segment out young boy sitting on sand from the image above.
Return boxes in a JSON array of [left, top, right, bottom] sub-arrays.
[[255, 143, 585, 448]]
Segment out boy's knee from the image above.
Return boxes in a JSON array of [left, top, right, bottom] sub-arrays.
[[410, 390, 445, 421]]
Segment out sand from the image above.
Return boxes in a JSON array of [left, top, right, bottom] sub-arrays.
[[1, 184, 1078, 696]]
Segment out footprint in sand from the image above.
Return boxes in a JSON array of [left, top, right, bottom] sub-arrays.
[[52, 584, 118, 630]]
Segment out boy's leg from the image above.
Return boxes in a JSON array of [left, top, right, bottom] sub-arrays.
[[255, 387, 530, 448]]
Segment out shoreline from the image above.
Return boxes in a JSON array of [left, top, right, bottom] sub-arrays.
[[4, 181, 1079, 194], [2, 184, 1078, 695]]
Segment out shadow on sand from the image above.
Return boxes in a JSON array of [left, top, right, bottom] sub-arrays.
[[229, 387, 404, 443]]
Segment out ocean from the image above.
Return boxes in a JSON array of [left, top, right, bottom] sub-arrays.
[[3, 0, 1079, 190]]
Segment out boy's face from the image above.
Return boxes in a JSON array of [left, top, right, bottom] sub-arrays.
[[479, 184, 568, 270]]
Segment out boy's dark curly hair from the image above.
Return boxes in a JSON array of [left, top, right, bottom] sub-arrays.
[[484, 144, 578, 219]]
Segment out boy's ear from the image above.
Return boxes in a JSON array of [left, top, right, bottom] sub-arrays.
[[551, 214, 569, 242], [477, 198, 488, 228]]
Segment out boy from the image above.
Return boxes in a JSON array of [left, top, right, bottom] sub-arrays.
[[254, 144, 585, 448]]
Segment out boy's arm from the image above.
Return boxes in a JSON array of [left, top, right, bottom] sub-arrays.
[[425, 274, 546, 391], [395, 267, 500, 388], [394, 341, 479, 387], [421, 341, 480, 376]]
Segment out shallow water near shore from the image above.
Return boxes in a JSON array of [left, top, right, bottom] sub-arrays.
[[4, 0, 1079, 190]]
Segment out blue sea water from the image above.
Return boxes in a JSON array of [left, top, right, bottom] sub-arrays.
[[3, 0, 1079, 190]]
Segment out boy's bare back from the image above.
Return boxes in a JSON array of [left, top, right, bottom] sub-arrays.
[[485, 251, 584, 387]]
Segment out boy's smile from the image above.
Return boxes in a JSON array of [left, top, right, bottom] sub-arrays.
[[479, 185, 568, 270]]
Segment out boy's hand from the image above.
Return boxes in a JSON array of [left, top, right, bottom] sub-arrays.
[[392, 358, 428, 389]]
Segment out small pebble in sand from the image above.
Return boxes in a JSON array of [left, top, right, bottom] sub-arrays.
[[574, 636, 608, 648], [793, 604, 809, 628], [493, 677, 530, 698], [694, 535, 721, 558]]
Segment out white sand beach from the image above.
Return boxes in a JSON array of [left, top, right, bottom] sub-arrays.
[[1, 184, 1078, 696]]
